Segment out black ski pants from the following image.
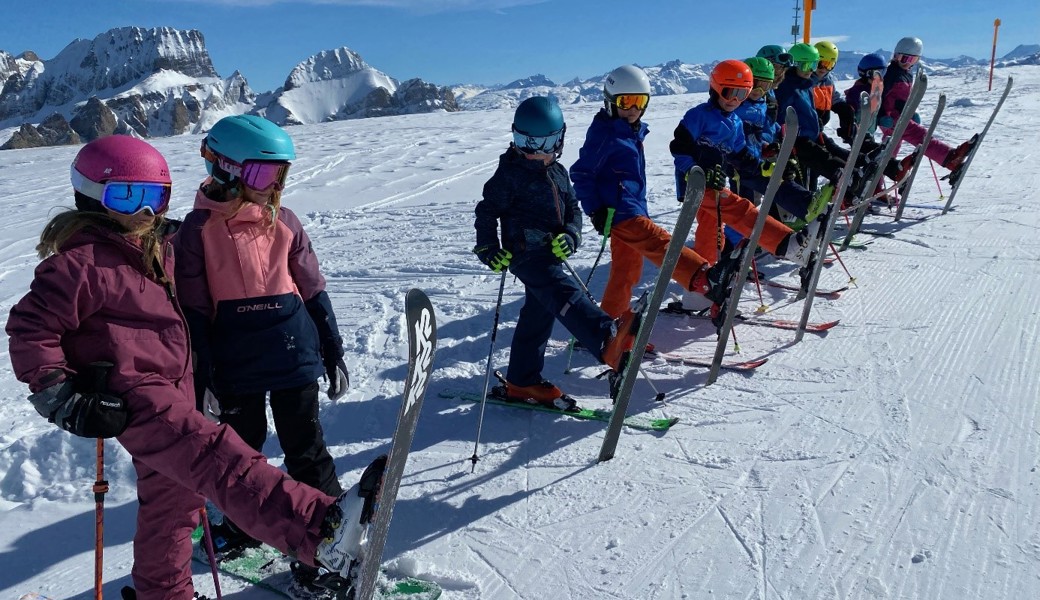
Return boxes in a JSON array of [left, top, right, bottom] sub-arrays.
[[218, 381, 344, 497]]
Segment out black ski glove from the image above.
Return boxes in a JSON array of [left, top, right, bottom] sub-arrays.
[[591, 207, 614, 236], [323, 353, 350, 401], [705, 164, 727, 191], [28, 364, 127, 438]]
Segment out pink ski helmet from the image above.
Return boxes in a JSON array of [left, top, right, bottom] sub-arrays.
[[71, 135, 172, 214]]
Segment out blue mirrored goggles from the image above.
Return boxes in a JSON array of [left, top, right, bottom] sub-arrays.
[[512, 125, 566, 156], [100, 181, 171, 215], [71, 166, 172, 215]]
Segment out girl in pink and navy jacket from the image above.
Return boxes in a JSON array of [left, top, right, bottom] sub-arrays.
[[173, 116, 350, 584]]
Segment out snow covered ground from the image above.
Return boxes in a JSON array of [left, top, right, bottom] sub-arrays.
[[1, 64, 1037, 600]]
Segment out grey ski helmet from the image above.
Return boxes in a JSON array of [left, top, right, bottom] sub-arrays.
[[603, 64, 651, 118], [894, 36, 924, 56]]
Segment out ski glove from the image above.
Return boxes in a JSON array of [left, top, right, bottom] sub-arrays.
[[201, 388, 221, 423], [783, 158, 802, 182], [474, 245, 512, 273], [550, 233, 575, 261], [325, 355, 350, 401], [759, 160, 776, 178], [28, 372, 128, 439], [705, 164, 727, 191], [591, 207, 615, 237]]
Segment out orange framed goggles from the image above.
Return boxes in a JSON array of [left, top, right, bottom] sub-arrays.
[[818, 59, 836, 70], [612, 93, 650, 111]]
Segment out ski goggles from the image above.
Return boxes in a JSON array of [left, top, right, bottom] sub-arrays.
[[897, 54, 920, 66], [512, 125, 566, 155], [751, 78, 773, 94], [611, 93, 650, 111], [201, 143, 291, 191], [718, 86, 750, 101], [859, 68, 884, 79], [71, 167, 171, 215], [817, 58, 836, 70], [796, 59, 819, 72]]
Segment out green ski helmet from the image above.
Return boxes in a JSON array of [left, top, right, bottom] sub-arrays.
[[203, 115, 295, 185], [788, 43, 820, 72], [744, 57, 775, 81]]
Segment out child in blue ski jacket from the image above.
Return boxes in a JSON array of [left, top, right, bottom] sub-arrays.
[[733, 57, 822, 228], [671, 60, 816, 266], [473, 96, 638, 408], [571, 65, 731, 319]]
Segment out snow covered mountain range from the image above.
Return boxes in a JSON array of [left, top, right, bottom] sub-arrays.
[[0, 25, 1036, 150]]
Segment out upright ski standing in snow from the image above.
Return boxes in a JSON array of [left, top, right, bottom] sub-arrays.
[[795, 92, 876, 342], [893, 92, 947, 221], [598, 167, 706, 462], [840, 72, 928, 250], [705, 107, 798, 385], [351, 289, 437, 600], [941, 76, 1013, 214]]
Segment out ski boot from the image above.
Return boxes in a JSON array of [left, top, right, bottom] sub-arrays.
[[205, 516, 260, 560], [943, 134, 978, 172], [313, 455, 388, 595], [778, 217, 821, 268], [491, 374, 579, 413], [288, 561, 336, 600]]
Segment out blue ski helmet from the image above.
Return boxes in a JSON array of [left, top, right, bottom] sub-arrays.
[[203, 115, 295, 183], [512, 96, 566, 156], [857, 53, 887, 78]]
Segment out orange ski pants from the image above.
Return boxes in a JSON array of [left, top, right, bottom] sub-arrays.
[[693, 188, 793, 263], [600, 216, 709, 319]]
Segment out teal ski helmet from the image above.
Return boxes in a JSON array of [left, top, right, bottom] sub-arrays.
[[512, 96, 566, 156], [757, 44, 793, 67], [203, 115, 296, 184]]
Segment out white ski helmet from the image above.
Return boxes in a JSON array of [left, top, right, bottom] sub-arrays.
[[894, 36, 924, 56], [603, 64, 652, 117]]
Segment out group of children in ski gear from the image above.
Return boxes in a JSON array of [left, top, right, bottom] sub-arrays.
[[5, 32, 985, 600], [7, 118, 375, 600], [474, 35, 978, 411]]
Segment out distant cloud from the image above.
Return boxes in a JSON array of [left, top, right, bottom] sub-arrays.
[[810, 35, 851, 44], [156, 0, 549, 10]]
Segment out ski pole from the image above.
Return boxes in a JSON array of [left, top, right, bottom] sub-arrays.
[[928, 158, 945, 199], [562, 257, 665, 401], [199, 507, 223, 600], [828, 243, 857, 285], [94, 438, 106, 600], [749, 256, 768, 313], [564, 209, 613, 374], [470, 270, 508, 473], [87, 361, 113, 600]]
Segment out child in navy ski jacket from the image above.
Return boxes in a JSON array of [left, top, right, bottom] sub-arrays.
[[174, 115, 349, 591], [474, 96, 638, 408], [571, 65, 732, 319], [7, 135, 372, 600]]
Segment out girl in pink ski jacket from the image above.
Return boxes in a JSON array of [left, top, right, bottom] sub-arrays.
[[6, 136, 364, 600]]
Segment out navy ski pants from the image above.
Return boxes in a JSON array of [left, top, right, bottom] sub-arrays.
[[506, 260, 615, 386]]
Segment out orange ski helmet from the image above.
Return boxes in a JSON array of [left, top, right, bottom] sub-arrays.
[[710, 59, 753, 99]]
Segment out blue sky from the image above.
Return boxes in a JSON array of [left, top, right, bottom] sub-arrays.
[[2, 0, 1037, 93]]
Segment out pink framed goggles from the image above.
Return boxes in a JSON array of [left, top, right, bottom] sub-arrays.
[[897, 54, 920, 66], [71, 166, 171, 215], [202, 144, 291, 191]]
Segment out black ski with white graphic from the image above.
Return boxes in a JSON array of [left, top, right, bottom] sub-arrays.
[[841, 72, 928, 249], [891, 93, 946, 221], [796, 92, 875, 342], [349, 289, 437, 600], [598, 168, 705, 462], [942, 76, 1013, 214], [707, 106, 799, 385]]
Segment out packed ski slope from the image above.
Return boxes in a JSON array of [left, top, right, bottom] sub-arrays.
[[1, 64, 1037, 600]]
